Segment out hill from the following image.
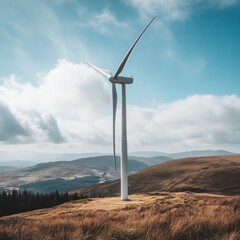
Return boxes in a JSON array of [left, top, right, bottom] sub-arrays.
[[78, 155, 240, 196], [0, 152, 237, 194], [128, 155, 172, 165], [129, 149, 236, 158], [0, 192, 239, 239], [0, 151, 105, 167], [0, 156, 151, 193], [167, 149, 236, 159], [0, 149, 236, 167], [0, 166, 19, 173]]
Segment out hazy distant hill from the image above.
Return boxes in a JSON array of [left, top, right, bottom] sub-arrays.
[[130, 151, 170, 157], [129, 150, 237, 158], [78, 155, 240, 196], [0, 156, 148, 193], [130, 155, 172, 165], [0, 149, 237, 168], [167, 150, 236, 159], [0, 160, 36, 168], [0, 151, 106, 167], [0, 150, 238, 193], [0, 166, 19, 173]]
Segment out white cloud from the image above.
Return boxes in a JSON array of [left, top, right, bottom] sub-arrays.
[[127, 95, 240, 152], [0, 101, 29, 143], [0, 60, 239, 153], [0, 60, 110, 119], [211, 0, 240, 8], [0, 60, 111, 145], [126, 0, 240, 21], [89, 8, 127, 33], [38, 60, 110, 118], [126, 0, 192, 22]]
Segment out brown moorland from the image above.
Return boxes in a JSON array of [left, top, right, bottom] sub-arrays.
[[0, 155, 239, 239], [77, 155, 240, 196], [0, 192, 239, 240]]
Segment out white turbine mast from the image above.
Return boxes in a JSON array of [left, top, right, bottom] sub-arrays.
[[88, 17, 155, 200]]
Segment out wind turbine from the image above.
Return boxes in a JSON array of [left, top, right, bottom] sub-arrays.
[[88, 17, 155, 200]]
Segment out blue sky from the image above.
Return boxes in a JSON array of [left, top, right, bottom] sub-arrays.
[[0, 0, 240, 154]]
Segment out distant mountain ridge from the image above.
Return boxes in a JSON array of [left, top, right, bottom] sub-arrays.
[[130, 150, 237, 158], [166, 150, 236, 159], [0, 152, 107, 167], [0, 150, 238, 194], [130, 151, 170, 157], [0, 149, 237, 168]]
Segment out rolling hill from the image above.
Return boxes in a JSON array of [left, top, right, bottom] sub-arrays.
[[77, 155, 240, 196], [0, 155, 170, 193], [129, 149, 236, 158], [166, 149, 236, 159], [0, 151, 238, 194], [0, 166, 19, 173], [0, 149, 236, 167]]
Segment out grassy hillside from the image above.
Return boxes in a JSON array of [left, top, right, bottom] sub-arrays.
[[0, 192, 239, 239], [77, 155, 240, 196], [1, 155, 239, 239]]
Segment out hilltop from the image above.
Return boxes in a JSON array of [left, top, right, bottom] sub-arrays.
[[77, 155, 240, 196]]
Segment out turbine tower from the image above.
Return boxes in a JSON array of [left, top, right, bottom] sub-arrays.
[[88, 17, 155, 200]]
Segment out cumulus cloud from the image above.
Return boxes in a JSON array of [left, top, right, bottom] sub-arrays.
[[54, 94, 240, 152], [38, 60, 110, 118], [0, 60, 239, 153], [0, 60, 110, 145], [127, 95, 240, 151], [0, 102, 29, 143], [0, 60, 110, 119], [34, 113, 65, 144]]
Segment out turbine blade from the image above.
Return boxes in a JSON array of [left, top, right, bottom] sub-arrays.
[[87, 61, 112, 78], [112, 83, 117, 171], [113, 16, 156, 78]]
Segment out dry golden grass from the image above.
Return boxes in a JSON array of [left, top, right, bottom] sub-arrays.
[[0, 192, 239, 240]]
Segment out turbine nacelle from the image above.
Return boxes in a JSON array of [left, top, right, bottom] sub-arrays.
[[109, 76, 133, 84]]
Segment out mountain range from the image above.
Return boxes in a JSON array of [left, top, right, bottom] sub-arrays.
[[0, 149, 236, 167], [0, 155, 169, 193], [0, 150, 238, 194]]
